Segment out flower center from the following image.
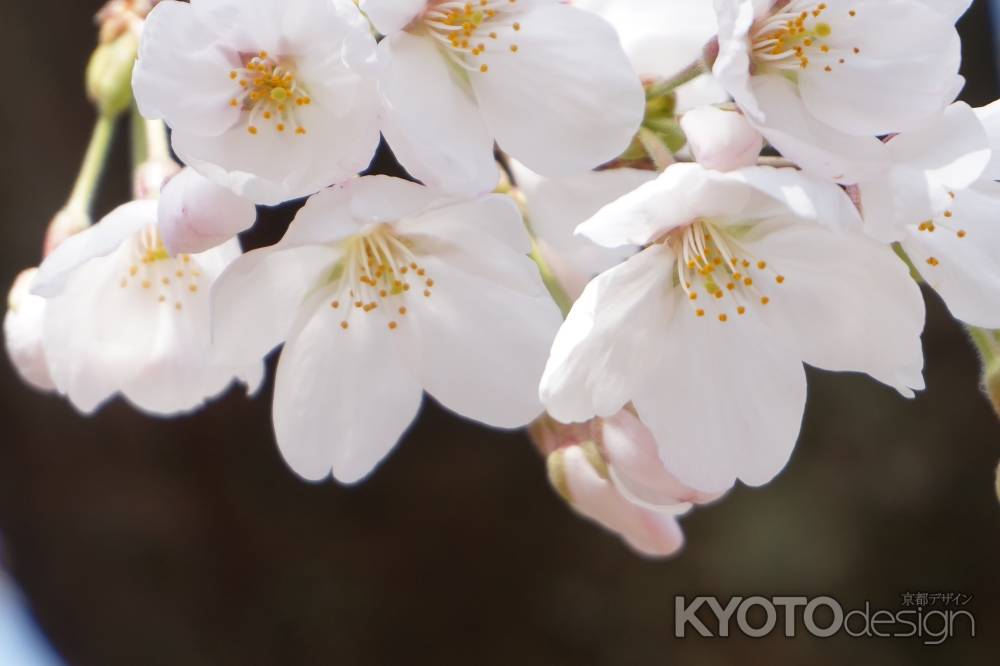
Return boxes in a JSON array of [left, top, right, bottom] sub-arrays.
[[751, 1, 860, 74], [328, 226, 436, 332], [667, 221, 785, 324], [119, 226, 203, 312], [229, 51, 312, 136], [421, 0, 523, 74]]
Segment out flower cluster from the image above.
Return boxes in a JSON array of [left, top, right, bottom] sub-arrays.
[[6, 0, 1000, 557]]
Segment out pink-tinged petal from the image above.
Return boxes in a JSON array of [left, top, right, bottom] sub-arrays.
[[158, 167, 258, 255], [681, 105, 762, 172], [600, 410, 729, 508], [555, 445, 685, 558]]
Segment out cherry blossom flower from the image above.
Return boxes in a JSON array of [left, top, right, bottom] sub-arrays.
[[540, 163, 926, 492], [31, 200, 263, 415], [132, 0, 382, 205], [712, 0, 968, 183], [360, 0, 645, 195], [211, 175, 563, 483], [859, 101, 1000, 328]]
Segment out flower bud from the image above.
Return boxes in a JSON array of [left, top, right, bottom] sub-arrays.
[[4, 269, 54, 393], [547, 444, 685, 558], [86, 31, 138, 117], [157, 167, 258, 255], [599, 410, 730, 508], [680, 105, 764, 172], [43, 208, 91, 257]]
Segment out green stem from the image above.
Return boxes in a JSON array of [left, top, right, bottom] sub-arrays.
[[968, 327, 1000, 366], [530, 239, 574, 318], [646, 58, 708, 99], [637, 127, 675, 171], [65, 113, 117, 215]]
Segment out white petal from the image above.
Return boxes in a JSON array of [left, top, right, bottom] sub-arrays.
[[42, 244, 161, 414], [158, 167, 258, 255], [746, 75, 889, 184], [405, 254, 562, 428], [903, 182, 1000, 329], [470, 3, 644, 176], [681, 106, 763, 172], [576, 163, 752, 248], [861, 102, 991, 238], [360, 0, 426, 35], [799, 0, 962, 136], [633, 292, 807, 493], [540, 244, 676, 423], [132, 0, 240, 136], [272, 291, 424, 483], [558, 445, 685, 558], [394, 195, 545, 295], [211, 244, 339, 366], [375, 32, 499, 196], [4, 269, 55, 392], [510, 160, 651, 297], [745, 219, 926, 397], [975, 99, 1000, 181], [33, 201, 157, 298]]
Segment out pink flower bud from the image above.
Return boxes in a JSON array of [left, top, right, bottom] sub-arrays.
[[599, 410, 730, 507], [157, 167, 257, 255], [680, 105, 763, 172], [4, 268, 54, 393], [549, 444, 685, 558], [133, 159, 181, 202]]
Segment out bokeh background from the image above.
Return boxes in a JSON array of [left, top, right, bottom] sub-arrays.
[[1, 1, 999, 664]]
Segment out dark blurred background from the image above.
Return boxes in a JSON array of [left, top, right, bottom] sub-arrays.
[[1, 2, 999, 664]]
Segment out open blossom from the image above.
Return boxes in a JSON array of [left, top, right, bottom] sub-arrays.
[[509, 160, 654, 298], [211, 175, 563, 483], [30, 200, 263, 416], [713, 0, 968, 183], [540, 163, 925, 492], [572, 0, 727, 110], [859, 102, 1000, 328], [360, 0, 645, 195], [4, 269, 55, 393], [133, 0, 381, 205]]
